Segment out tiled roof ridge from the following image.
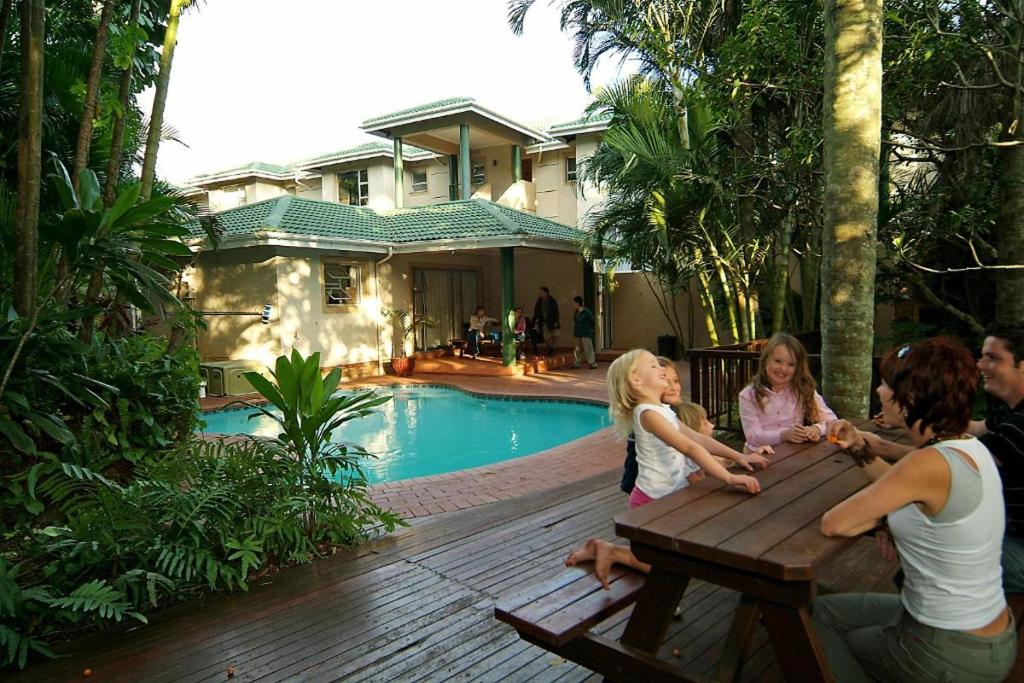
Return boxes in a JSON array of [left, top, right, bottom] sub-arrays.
[[362, 96, 475, 127], [471, 198, 526, 235]]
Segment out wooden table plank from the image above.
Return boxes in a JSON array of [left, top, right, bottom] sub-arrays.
[[713, 465, 868, 574], [674, 452, 854, 564]]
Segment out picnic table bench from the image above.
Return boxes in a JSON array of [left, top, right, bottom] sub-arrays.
[[497, 430, 886, 681]]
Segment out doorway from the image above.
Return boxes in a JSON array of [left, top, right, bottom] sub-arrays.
[[412, 267, 479, 350]]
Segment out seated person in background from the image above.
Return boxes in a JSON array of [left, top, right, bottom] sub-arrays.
[[815, 338, 1016, 683], [465, 305, 497, 359], [739, 332, 838, 452]]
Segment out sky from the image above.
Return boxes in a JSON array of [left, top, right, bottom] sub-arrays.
[[150, 0, 631, 185]]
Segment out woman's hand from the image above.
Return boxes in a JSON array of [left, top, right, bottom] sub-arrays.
[[827, 420, 865, 450], [727, 473, 761, 494]]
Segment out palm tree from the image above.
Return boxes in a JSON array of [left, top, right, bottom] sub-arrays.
[[14, 0, 45, 316], [140, 0, 188, 200], [71, 0, 119, 195], [104, 0, 143, 205], [820, 0, 883, 417]]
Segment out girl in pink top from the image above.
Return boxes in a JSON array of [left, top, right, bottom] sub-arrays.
[[739, 333, 837, 451]]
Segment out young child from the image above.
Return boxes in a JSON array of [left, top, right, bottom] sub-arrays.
[[738, 333, 838, 452], [621, 357, 772, 493], [572, 350, 769, 587]]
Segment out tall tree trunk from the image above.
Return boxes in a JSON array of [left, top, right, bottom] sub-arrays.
[[772, 212, 795, 334], [14, 0, 44, 316], [996, 142, 1024, 320], [800, 231, 821, 331], [0, 0, 13, 75], [71, 0, 118, 195], [821, 0, 883, 418], [695, 269, 721, 346], [140, 0, 185, 200], [104, 0, 141, 205]]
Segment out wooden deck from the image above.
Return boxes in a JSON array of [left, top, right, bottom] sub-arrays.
[[13, 471, 897, 682]]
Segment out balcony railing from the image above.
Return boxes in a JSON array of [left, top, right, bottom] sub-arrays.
[[688, 331, 881, 431]]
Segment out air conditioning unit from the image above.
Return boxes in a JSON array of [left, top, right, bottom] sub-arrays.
[[200, 360, 271, 396]]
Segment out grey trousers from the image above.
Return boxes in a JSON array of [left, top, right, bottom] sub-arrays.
[[573, 336, 595, 367], [812, 593, 1016, 682]]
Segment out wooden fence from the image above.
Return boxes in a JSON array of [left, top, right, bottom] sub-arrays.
[[688, 331, 881, 431]]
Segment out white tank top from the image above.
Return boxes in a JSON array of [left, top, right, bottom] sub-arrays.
[[633, 403, 697, 499], [887, 437, 1007, 630]]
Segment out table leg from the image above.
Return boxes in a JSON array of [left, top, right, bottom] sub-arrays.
[[714, 594, 759, 682], [620, 567, 689, 654], [758, 600, 834, 683]]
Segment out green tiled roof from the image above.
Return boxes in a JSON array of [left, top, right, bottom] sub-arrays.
[[190, 196, 580, 247], [303, 141, 433, 165], [190, 161, 293, 181], [548, 111, 613, 133], [362, 97, 475, 127]]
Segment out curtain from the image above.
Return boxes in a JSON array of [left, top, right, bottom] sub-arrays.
[[413, 268, 478, 350]]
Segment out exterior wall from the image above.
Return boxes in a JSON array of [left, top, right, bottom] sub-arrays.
[[295, 176, 322, 200], [190, 247, 282, 366], [513, 248, 585, 334], [403, 158, 450, 207], [574, 132, 603, 229], [245, 181, 290, 205], [366, 159, 396, 210], [610, 273, 714, 353], [531, 146, 578, 226], [273, 248, 381, 368]]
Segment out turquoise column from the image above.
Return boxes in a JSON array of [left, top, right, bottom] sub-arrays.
[[511, 145, 522, 183], [393, 137, 404, 209], [448, 155, 458, 201], [501, 247, 516, 366], [459, 122, 471, 200]]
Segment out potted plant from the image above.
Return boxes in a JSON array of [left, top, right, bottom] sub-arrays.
[[382, 308, 436, 376]]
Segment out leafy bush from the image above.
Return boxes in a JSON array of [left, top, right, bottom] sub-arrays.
[[1, 350, 402, 671]]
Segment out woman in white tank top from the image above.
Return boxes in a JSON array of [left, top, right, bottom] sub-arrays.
[[815, 338, 1016, 682]]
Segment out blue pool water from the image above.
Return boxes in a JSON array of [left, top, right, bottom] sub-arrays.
[[200, 385, 611, 484]]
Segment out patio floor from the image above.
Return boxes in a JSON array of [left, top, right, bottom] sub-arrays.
[[18, 363, 900, 682], [12, 468, 898, 682]]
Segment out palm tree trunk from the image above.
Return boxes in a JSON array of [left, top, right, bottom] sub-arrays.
[[14, 0, 44, 316], [800, 233, 821, 331], [772, 212, 795, 334], [103, 0, 141, 205], [821, 0, 883, 418], [71, 0, 118, 195], [140, 0, 185, 200], [695, 269, 720, 346], [0, 0, 14, 75]]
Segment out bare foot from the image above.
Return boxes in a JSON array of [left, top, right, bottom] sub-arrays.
[[565, 538, 598, 567], [593, 539, 615, 589]]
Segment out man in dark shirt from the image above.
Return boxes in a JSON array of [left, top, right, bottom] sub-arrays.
[[973, 322, 1024, 592]]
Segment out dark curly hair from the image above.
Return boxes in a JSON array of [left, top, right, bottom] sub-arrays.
[[879, 337, 978, 436]]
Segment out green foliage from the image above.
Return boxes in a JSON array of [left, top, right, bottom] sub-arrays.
[[380, 308, 437, 357]]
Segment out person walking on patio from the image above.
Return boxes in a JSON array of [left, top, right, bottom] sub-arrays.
[[816, 338, 1016, 683], [571, 296, 597, 369], [532, 286, 560, 357]]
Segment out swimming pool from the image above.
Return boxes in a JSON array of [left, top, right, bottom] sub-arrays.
[[200, 385, 611, 485]]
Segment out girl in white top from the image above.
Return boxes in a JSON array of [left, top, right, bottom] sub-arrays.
[[566, 349, 769, 587], [817, 338, 1015, 682], [465, 306, 497, 359]]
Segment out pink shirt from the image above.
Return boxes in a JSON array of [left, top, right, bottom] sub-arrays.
[[738, 384, 837, 450]]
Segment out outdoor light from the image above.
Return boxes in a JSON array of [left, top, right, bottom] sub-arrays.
[[261, 303, 272, 324]]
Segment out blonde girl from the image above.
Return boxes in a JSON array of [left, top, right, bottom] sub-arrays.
[[570, 349, 768, 587], [739, 333, 837, 451], [608, 349, 764, 506]]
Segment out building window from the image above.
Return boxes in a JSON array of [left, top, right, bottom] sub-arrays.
[[339, 169, 369, 206], [411, 169, 428, 193], [471, 160, 486, 185], [323, 261, 361, 306], [565, 156, 577, 182]]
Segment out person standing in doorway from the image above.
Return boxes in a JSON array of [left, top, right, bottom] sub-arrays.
[[572, 296, 597, 369], [532, 286, 560, 357]]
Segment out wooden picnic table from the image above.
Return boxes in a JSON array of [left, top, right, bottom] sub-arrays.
[[611, 434, 873, 682]]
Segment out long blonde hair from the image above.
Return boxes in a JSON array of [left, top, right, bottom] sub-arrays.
[[606, 349, 648, 436], [673, 400, 707, 431], [752, 332, 820, 425]]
